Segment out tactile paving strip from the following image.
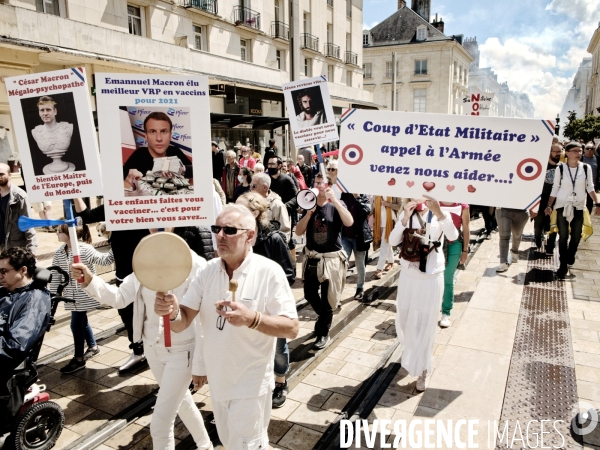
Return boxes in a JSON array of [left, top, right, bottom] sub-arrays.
[[496, 249, 581, 449]]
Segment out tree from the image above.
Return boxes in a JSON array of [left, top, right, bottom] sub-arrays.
[[563, 111, 600, 143]]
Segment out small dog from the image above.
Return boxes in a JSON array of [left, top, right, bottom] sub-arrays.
[[96, 222, 112, 240]]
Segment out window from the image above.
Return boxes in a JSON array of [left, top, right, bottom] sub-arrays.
[[274, 0, 280, 21], [346, 0, 351, 17], [276, 50, 283, 70], [328, 65, 334, 81], [363, 63, 372, 78], [363, 32, 371, 46], [303, 13, 310, 34], [413, 89, 426, 112], [327, 23, 333, 43], [193, 25, 205, 51], [386, 62, 393, 78], [240, 39, 250, 62], [415, 59, 427, 75], [128, 4, 143, 36], [416, 26, 427, 41], [36, 0, 60, 15], [346, 33, 352, 52], [346, 70, 352, 87], [304, 58, 312, 77]]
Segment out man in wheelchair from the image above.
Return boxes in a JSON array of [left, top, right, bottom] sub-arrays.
[[0, 248, 51, 421]]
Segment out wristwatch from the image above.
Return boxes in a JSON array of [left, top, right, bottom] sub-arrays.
[[595, 203, 600, 207]]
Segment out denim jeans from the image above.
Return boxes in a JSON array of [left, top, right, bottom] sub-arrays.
[[556, 207, 584, 274], [70, 311, 96, 358], [274, 338, 289, 377], [495, 208, 528, 264], [341, 237, 366, 290], [441, 240, 462, 316]]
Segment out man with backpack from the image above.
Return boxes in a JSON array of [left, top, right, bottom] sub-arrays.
[[545, 141, 600, 280]]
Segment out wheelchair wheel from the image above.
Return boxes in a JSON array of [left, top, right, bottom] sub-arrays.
[[10, 401, 64, 450]]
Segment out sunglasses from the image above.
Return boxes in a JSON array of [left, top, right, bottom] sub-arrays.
[[327, 168, 337, 172], [210, 225, 251, 235]]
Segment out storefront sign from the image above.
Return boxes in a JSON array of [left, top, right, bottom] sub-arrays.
[[338, 109, 554, 209], [283, 76, 338, 147], [5, 67, 103, 202], [95, 73, 214, 231], [462, 87, 494, 116]]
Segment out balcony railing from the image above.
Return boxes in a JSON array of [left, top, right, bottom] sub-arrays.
[[183, 0, 218, 15], [325, 43, 340, 59], [301, 33, 319, 52], [271, 21, 289, 40], [346, 7, 352, 17], [233, 6, 260, 30], [344, 51, 357, 65]]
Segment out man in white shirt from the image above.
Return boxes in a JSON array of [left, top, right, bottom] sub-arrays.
[[296, 90, 327, 129], [545, 141, 600, 280], [250, 173, 291, 240], [155, 205, 299, 450]]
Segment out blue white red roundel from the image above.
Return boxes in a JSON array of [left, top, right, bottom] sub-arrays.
[[516, 158, 542, 181], [341, 144, 363, 166]]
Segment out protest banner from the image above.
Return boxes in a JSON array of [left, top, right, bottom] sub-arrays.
[[5, 68, 103, 202], [462, 87, 494, 116], [337, 109, 555, 210], [283, 76, 338, 148], [95, 73, 214, 231]]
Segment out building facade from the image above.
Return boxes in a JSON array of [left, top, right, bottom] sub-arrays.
[[361, 0, 473, 114], [559, 59, 593, 131], [463, 36, 535, 119], [587, 23, 600, 117], [0, 0, 373, 159]]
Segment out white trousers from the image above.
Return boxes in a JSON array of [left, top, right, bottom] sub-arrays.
[[145, 342, 211, 450], [395, 268, 444, 377], [212, 391, 271, 450], [376, 227, 395, 270]]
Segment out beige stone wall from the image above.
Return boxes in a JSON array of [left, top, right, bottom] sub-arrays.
[[363, 40, 472, 113]]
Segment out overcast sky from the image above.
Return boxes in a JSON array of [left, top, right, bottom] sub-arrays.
[[363, 0, 600, 119]]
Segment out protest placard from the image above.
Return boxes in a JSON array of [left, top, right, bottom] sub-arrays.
[[337, 109, 555, 209], [5, 68, 103, 202], [95, 74, 214, 231], [283, 76, 338, 147], [462, 87, 494, 116]]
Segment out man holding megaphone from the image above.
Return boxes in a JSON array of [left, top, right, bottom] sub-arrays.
[[295, 173, 354, 350]]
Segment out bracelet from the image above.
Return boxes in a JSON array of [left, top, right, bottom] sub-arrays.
[[250, 312, 262, 330], [248, 311, 258, 329], [169, 306, 180, 322], [462, 250, 468, 253], [595, 203, 600, 207]]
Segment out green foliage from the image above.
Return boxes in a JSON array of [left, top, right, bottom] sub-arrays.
[[563, 111, 600, 143]]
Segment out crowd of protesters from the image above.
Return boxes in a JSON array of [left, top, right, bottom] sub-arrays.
[[1, 136, 599, 449]]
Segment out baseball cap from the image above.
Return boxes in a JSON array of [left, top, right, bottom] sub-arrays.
[[211, 141, 219, 147]]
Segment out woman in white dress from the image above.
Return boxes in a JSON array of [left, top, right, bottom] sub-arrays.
[[31, 96, 75, 174], [388, 196, 458, 391]]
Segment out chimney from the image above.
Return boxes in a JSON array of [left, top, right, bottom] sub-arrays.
[[410, 0, 430, 23], [431, 13, 444, 33], [398, 0, 406, 9]]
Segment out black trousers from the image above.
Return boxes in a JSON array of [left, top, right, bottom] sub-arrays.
[[116, 297, 144, 355], [303, 261, 333, 337], [556, 207, 584, 275]]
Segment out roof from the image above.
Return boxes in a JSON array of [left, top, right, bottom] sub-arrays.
[[366, 6, 450, 47]]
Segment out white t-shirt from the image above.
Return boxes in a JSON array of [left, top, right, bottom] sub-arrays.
[[550, 162, 595, 210], [182, 251, 298, 402]]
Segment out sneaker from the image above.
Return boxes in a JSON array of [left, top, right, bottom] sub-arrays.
[[439, 314, 451, 328], [83, 346, 100, 361], [60, 358, 85, 374], [272, 381, 289, 408], [510, 251, 519, 263], [354, 288, 364, 300], [313, 335, 330, 350], [483, 233, 491, 240], [119, 353, 147, 373], [546, 249, 555, 256], [416, 370, 429, 392], [496, 263, 510, 273]]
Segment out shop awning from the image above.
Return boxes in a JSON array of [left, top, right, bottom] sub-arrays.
[[211, 113, 289, 131]]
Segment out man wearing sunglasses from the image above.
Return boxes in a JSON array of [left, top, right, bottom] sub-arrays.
[[155, 205, 299, 450], [296, 173, 354, 349]]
